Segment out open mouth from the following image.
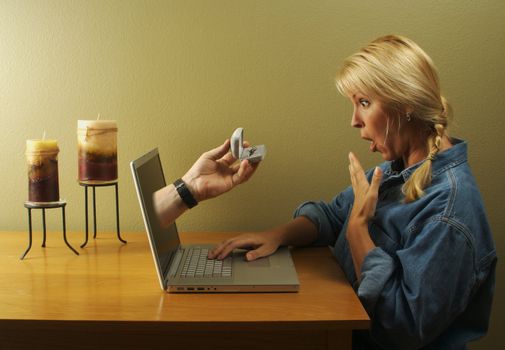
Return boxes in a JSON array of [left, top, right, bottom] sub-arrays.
[[362, 136, 377, 152]]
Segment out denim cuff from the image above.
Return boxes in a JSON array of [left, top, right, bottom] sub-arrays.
[[293, 201, 335, 246], [357, 247, 395, 314]]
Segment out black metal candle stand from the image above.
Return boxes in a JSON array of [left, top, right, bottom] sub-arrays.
[[21, 200, 79, 260], [79, 180, 127, 248]]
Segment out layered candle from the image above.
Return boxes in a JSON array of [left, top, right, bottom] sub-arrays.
[[26, 139, 60, 202], [77, 120, 118, 182]]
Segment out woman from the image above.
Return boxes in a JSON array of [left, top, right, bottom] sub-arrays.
[[208, 35, 496, 349]]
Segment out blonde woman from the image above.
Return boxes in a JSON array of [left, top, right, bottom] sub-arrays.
[[208, 35, 496, 349]]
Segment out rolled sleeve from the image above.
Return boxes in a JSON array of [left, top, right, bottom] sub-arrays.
[[357, 247, 395, 312], [293, 201, 337, 246], [293, 187, 354, 247]]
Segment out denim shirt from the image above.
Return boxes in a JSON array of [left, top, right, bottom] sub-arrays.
[[294, 139, 496, 350]]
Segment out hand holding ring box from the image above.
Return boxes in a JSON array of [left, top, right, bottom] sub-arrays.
[[230, 128, 266, 163]]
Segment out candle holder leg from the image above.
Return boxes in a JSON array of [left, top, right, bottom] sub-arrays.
[[42, 208, 46, 247], [20, 208, 33, 260], [62, 205, 79, 255], [22, 201, 77, 259], [80, 182, 126, 247], [115, 183, 127, 244], [93, 186, 97, 239], [81, 186, 89, 248]]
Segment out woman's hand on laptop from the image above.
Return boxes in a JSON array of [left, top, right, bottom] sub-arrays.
[[182, 139, 259, 202], [208, 231, 283, 262], [208, 217, 319, 261]]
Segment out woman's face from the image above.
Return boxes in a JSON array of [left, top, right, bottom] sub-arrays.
[[349, 93, 402, 161]]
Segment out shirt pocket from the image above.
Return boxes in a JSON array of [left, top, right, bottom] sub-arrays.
[[368, 222, 400, 257]]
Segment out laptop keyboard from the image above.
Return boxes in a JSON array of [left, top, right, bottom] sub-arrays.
[[180, 248, 232, 278]]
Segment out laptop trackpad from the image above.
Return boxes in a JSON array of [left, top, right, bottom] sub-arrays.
[[244, 257, 271, 267]]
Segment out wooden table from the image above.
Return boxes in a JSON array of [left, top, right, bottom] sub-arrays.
[[0, 231, 369, 349]]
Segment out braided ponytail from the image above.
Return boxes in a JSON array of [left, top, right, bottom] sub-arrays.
[[402, 124, 445, 202]]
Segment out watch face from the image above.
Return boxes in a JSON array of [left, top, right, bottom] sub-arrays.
[[174, 179, 184, 190]]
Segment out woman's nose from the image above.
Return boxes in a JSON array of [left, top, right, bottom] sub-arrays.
[[351, 111, 363, 128]]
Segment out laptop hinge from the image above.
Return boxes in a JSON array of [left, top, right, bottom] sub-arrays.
[[163, 247, 184, 282], [161, 251, 173, 279]]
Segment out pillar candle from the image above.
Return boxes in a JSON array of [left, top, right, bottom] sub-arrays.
[[26, 139, 60, 202], [77, 120, 118, 182]]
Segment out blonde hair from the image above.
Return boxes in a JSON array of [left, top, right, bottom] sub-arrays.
[[336, 35, 452, 202]]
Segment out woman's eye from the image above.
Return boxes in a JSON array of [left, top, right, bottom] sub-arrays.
[[359, 99, 370, 107]]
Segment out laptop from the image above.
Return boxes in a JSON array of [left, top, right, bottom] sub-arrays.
[[130, 148, 300, 293]]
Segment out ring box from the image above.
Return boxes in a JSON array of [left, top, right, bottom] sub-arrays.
[[231, 128, 266, 163]]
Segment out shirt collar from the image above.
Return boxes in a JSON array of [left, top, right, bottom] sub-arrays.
[[384, 138, 468, 182]]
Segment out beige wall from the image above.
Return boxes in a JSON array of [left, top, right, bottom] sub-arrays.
[[1, 0, 503, 348]]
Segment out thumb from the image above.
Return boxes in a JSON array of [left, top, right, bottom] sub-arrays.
[[205, 139, 231, 160], [370, 166, 382, 193], [245, 246, 270, 261]]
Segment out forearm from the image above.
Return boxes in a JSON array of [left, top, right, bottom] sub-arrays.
[[153, 183, 190, 228], [346, 220, 375, 279], [272, 216, 318, 247]]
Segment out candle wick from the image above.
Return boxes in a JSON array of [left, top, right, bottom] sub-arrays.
[[42, 130, 46, 140], [97, 113, 101, 120]]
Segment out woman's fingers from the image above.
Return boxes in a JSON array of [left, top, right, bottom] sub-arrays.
[[348, 152, 368, 185], [208, 238, 233, 259], [208, 234, 271, 261], [208, 236, 253, 259]]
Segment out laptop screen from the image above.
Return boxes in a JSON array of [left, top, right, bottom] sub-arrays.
[[131, 149, 180, 277]]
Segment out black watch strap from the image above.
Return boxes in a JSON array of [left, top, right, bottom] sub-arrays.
[[173, 178, 198, 209]]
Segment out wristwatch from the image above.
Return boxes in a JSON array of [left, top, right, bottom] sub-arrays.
[[173, 178, 198, 209]]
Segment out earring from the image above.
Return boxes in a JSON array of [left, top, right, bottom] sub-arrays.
[[406, 112, 412, 122]]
